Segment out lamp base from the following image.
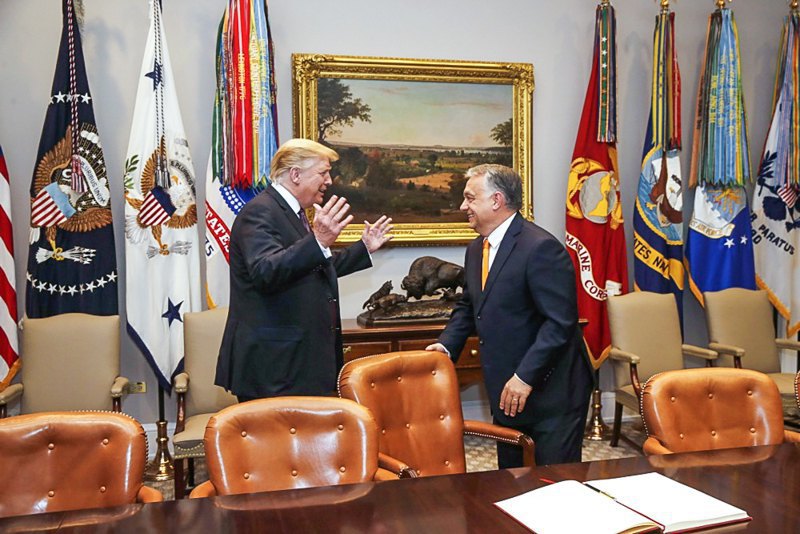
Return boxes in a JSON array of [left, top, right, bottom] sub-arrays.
[[145, 420, 175, 482], [584, 388, 609, 441]]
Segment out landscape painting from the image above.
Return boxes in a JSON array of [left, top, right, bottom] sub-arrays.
[[293, 54, 533, 244]]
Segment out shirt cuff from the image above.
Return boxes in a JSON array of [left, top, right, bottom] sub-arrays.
[[514, 373, 531, 387], [316, 239, 333, 259]]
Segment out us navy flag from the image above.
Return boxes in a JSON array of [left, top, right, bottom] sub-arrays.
[[26, 0, 117, 318]]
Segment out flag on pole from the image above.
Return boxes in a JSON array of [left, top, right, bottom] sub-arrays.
[[752, 11, 800, 336], [26, 0, 118, 318], [633, 8, 685, 312], [205, 0, 279, 309], [123, 0, 201, 390], [565, 2, 629, 369], [0, 146, 19, 389], [685, 7, 755, 306]]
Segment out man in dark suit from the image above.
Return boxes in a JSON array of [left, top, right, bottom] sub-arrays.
[[427, 164, 592, 467], [216, 139, 393, 401]]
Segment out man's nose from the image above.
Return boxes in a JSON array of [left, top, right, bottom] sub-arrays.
[[460, 199, 468, 211]]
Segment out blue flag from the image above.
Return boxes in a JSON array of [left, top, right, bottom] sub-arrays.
[[26, 0, 117, 318]]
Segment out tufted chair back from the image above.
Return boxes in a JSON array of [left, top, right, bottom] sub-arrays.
[[21, 314, 123, 413], [641, 368, 787, 455], [339, 350, 467, 477], [0, 411, 162, 517], [195, 397, 379, 496]]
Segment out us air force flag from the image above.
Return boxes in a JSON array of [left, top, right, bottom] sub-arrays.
[[124, 1, 201, 390], [752, 12, 800, 337], [26, 0, 117, 318], [205, 0, 278, 308]]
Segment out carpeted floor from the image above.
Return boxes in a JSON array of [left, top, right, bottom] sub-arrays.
[[148, 421, 647, 500]]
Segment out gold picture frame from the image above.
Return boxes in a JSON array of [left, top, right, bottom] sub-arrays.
[[292, 53, 534, 245]]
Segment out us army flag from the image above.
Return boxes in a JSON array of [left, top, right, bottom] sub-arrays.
[[205, 0, 278, 308], [26, 0, 118, 318], [565, 3, 628, 368], [124, 0, 200, 390], [752, 11, 800, 336], [633, 9, 685, 312]]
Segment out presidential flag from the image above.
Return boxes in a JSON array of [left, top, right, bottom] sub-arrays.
[[26, 0, 117, 318], [0, 146, 19, 389], [685, 6, 755, 306], [565, 2, 628, 368], [633, 9, 685, 312], [123, 0, 201, 390], [205, 0, 278, 308], [752, 11, 800, 337]]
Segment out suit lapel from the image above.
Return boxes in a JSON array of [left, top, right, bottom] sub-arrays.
[[477, 214, 522, 313], [267, 185, 307, 239]]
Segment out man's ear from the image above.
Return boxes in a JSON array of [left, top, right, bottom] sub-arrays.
[[288, 166, 301, 184], [492, 191, 504, 210]]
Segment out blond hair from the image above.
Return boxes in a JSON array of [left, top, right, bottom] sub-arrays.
[[270, 139, 339, 183]]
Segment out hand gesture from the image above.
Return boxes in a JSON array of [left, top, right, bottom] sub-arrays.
[[499, 375, 533, 417], [313, 195, 353, 248], [361, 215, 394, 253]]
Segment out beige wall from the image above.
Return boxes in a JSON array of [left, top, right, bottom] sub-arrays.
[[0, 0, 789, 423]]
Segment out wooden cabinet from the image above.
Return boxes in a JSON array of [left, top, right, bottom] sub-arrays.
[[341, 320, 482, 388]]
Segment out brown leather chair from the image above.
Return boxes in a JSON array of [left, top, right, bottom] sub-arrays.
[[0, 314, 128, 418], [606, 292, 719, 447], [703, 289, 800, 413], [189, 396, 402, 498], [172, 307, 237, 498], [0, 411, 162, 517], [640, 367, 800, 455], [338, 350, 534, 477]]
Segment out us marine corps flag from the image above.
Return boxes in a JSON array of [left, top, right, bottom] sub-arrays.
[[205, 0, 279, 308], [633, 7, 685, 312], [124, 0, 201, 390], [752, 10, 800, 336], [0, 146, 19, 388], [565, 2, 628, 368], [685, 6, 755, 306], [26, 0, 117, 318]]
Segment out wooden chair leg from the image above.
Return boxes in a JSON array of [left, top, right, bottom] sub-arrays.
[[188, 457, 196, 488], [174, 458, 186, 499], [610, 402, 623, 447]]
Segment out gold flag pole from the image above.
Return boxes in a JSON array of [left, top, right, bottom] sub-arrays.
[[660, 0, 670, 14], [792, 0, 799, 13], [716, 0, 729, 9]]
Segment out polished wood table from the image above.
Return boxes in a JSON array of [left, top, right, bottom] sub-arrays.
[[2, 443, 798, 532]]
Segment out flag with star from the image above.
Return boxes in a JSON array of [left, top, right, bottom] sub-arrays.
[[633, 8, 685, 313], [26, 0, 118, 318], [564, 2, 628, 368], [123, 0, 201, 390], [752, 11, 800, 336], [205, 0, 278, 308], [685, 6, 755, 306]]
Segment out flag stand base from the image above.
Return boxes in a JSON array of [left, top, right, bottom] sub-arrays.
[[584, 388, 609, 441], [145, 420, 174, 482]]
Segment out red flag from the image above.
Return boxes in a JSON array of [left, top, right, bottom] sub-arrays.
[[0, 146, 19, 388], [565, 4, 628, 368]]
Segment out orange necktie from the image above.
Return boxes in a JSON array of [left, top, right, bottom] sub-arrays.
[[481, 238, 490, 289]]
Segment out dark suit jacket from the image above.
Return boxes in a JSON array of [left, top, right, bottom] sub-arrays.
[[215, 186, 371, 398], [439, 213, 592, 427]]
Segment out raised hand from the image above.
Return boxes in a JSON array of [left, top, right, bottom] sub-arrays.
[[361, 215, 394, 253], [313, 195, 353, 248]]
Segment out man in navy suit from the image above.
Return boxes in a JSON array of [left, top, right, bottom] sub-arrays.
[[428, 164, 592, 467], [216, 139, 393, 402]]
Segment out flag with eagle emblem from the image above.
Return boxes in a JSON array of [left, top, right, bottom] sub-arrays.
[[205, 0, 278, 309], [26, 0, 118, 318], [123, 0, 200, 390]]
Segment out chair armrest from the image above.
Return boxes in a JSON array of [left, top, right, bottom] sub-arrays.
[[776, 338, 800, 352], [463, 420, 535, 467], [137, 485, 164, 503], [608, 348, 640, 365], [707, 342, 745, 358], [111, 376, 129, 398], [173, 372, 189, 394], [0, 383, 23, 405], [784, 430, 800, 444], [378, 452, 417, 478], [189, 480, 217, 499], [642, 437, 673, 456], [373, 468, 401, 481], [682, 344, 718, 361]]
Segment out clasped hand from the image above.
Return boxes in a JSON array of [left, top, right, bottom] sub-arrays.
[[313, 195, 393, 252]]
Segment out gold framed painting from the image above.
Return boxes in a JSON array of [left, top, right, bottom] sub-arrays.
[[292, 53, 534, 245]]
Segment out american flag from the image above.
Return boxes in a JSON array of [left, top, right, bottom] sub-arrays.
[[0, 146, 19, 388], [778, 184, 798, 209], [138, 186, 175, 227], [30, 182, 76, 227]]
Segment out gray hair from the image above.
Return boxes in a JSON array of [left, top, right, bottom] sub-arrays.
[[465, 164, 522, 211]]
